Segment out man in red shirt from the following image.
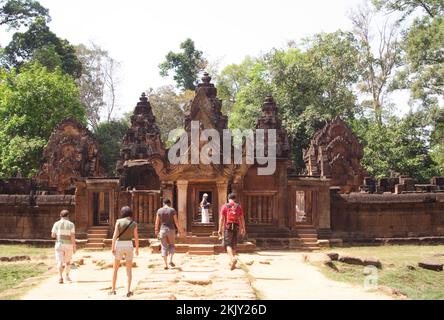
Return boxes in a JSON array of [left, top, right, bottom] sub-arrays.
[[218, 193, 246, 270]]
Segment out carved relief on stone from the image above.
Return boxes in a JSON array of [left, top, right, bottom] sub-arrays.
[[116, 93, 166, 176], [256, 95, 291, 159], [184, 73, 228, 134], [36, 119, 105, 194], [304, 117, 365, 192]]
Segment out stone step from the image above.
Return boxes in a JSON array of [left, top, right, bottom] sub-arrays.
[[177, 236, 220, 245], [88, 226, 109, 230], [87, 239, 104, 244], [88, 231, 109, 236], [87, 234, 107, 239]]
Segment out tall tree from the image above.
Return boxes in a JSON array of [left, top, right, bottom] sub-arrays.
[[75, 42, 121, 130], [0, 62, 86, 177], [147, 85, 194, 145], [94, 120, 129, 175], [350, 5, 401, 123], [3, 17, 82, 78], [374, 0, 444, 108], [159, 38, 207, 91], [228, 31, 361, 171], [352, 112, 439, 182], [0, 0, 49, 30]]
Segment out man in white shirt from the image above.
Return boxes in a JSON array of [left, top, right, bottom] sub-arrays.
[[51, 210, 76, 284]]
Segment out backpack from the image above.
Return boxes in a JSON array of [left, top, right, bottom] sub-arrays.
[[225, 203, 240, 224]]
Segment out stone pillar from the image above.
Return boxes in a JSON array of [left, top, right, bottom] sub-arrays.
[[216, 181, 229, 230], [74, 181, 88, 236], [317, 184, 331, 230], [277, 161, 289, 228], [176, 180, 189, 233]]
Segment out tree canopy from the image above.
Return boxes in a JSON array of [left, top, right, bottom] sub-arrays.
[[3, 17, 82, 78], [159, 38, 207, 91], [0, 63, 86, 177], [0, 0, 49, 30]]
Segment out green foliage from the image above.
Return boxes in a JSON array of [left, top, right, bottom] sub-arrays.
[[159, 38, 207, 91], [0, 63, 86, 177], [0, 0, 49, 30], [351, 112, 439, 182], [3, 17, 82, 78], [228, 31, 361, 171], [393, 16, 444, 107], [147, 85, 194, 145], [215, 56, 257, 114], [372, 0, 444, 19], [94, 120, 129, 176]]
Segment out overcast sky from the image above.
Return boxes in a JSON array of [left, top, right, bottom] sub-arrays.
[[1, 0, 410, 117]]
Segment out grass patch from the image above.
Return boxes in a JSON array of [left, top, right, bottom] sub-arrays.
[[0, 245, 54, 300], [0, 245, 53, 258], [317, 245, 444, 300], [0, 263, 49, 294]]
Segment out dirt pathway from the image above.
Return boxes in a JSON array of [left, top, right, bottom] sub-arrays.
[[243, 251, 392, 300], [21, 250, 392, 300]]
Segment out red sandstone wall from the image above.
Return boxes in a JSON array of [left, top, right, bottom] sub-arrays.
[[0, 195, 75, 239], [331, 193, 444, 240]]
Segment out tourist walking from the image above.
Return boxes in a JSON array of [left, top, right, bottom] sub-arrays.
[[110, 206, 139, 297], [218, 193, 246, 270], [155, 199, 184, 270], [51, 210, 76, 284], [200, 193, 211, 224]]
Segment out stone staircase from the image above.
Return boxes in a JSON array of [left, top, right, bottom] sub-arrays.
[[85, 226, 109, 250], [292, 226, 320, 251], [149, 234, 256, 256], [252, 226, 321, 251]]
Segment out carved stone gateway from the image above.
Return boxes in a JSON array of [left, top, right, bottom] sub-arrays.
[[36, 119, 105, 194], [304, 117, 365, 193]]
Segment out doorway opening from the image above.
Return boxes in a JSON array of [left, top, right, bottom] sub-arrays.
[[92, 191, 110, 226], [193, 190, 214, 225]]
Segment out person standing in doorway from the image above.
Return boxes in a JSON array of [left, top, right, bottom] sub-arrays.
[[218, 193, 246, 270], [155, 199, 185, 270], [51, 210, 76, 284], [200, 193, 211, 224], [110, 206, 139, 298]]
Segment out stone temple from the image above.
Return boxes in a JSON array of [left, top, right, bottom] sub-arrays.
[[0, 74, 443, 252]]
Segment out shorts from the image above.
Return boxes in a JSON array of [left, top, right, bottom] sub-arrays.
[[224, 224, 239, 249], [159, 229, 176, 257], [115, 241, 134, 262], [55, 244, 73, 265]]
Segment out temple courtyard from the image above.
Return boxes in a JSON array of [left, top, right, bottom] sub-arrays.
[[1, 245, 443, 300]]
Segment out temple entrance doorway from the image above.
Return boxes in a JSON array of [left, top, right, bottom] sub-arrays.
[[92, 191, 110, 226], [189, 183, 218, 235]]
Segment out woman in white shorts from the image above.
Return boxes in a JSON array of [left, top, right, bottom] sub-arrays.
[[110, 206, 139, 297]]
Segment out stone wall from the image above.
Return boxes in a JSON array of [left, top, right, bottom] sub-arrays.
[[331, 193, 444, 240], [0, 195, 75, 239]]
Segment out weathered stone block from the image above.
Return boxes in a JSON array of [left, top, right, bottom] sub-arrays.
[[418, 261, 443, 272]]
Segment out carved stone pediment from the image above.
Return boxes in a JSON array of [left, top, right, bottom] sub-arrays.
[[304, 117, 365, 192], [36, 119, 105, 194]]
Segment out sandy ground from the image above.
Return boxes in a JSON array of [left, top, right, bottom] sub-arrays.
[[21, 249, 392, 300], [242, 251, 392, 300]]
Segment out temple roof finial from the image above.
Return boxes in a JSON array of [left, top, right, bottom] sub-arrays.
[[201, 72, 212, 85]]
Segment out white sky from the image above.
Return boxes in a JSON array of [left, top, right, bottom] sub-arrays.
[[1, 0, 411, 117]]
